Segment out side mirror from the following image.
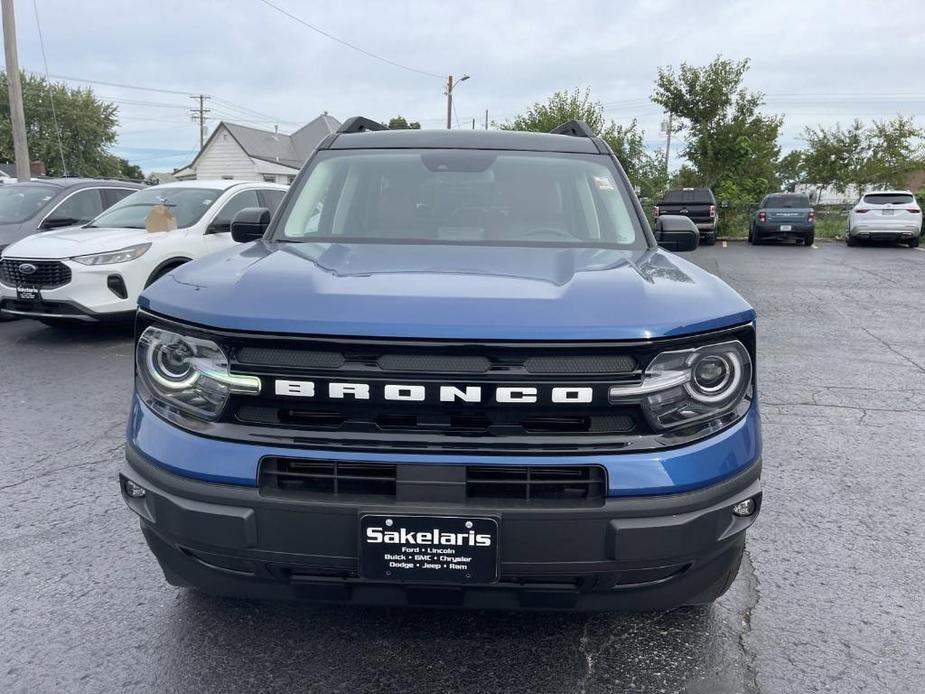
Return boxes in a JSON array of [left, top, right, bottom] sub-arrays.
[[655, 215, 699, 252], [230, 207, 271, 243], [205, 221, 231, 235]]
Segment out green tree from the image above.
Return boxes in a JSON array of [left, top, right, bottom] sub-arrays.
[[796, 117, 923, 194], [862, 116, 923, 189], [113, 157, 144, 180], [498, 87, 663, 197], [800, 120, 867, 195], [0, 71, 119, 177], [387, 115, 421, 130], [651, 57, 782, 203], [776, 150, 805, 191]]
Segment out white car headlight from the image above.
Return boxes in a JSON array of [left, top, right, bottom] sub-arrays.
[[73, 243, 151, 265], [137, 326, 261, 420], [608, 340, 752, 431]]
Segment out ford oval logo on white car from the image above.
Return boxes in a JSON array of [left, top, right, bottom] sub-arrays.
[[17, 263, 37, 275]]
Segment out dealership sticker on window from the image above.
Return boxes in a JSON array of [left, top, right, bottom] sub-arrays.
[[593, 176, 616, 191]]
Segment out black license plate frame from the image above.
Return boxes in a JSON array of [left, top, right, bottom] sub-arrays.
[[358, 514, 500, 584]]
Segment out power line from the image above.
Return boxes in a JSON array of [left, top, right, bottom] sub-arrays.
[[255, 0, 444, 79], [46, 72, 191, 96], [31, 0, 67, 175], [210, 96, 284, 123]]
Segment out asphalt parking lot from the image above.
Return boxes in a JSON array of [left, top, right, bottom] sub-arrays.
[[1, 240, 924, 694]]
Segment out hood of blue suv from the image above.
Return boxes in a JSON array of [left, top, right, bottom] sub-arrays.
[[138, 241, 755, 340]]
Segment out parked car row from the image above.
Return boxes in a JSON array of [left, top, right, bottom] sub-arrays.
[[656, 187, 922, 249], [0, 179, 288, 326]]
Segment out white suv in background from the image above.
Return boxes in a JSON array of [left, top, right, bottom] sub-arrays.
[[0, 180, 287, 326], [847, 191, 922, 247]]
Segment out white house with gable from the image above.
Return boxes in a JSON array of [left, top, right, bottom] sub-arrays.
[[174, 113, 340, 183]]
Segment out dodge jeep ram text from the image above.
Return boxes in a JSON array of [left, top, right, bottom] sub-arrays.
[[121, 118, 762, 611]]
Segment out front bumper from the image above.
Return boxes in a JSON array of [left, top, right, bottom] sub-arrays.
[[0, 258, 140, 320], [122, 398, 763, 610]]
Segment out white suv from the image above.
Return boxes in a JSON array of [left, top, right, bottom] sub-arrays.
[[0, 180, 287, 325], [846, 191, 922, 247]]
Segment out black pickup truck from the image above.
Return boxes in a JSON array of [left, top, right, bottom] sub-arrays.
[[654, 188, 717, 245]]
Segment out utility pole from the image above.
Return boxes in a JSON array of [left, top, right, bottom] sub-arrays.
[[444, 74, 469, 130], [445, 76, 453, 130], [484, 109, 488, 130], [662, 112, 674, 177], [190, 94, 211, 149], [2, 0, 31, 181]]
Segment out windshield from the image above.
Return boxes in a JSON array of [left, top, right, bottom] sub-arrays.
[[86, 187, 221, 229], [0, 185, 57, 223], [764, 194, 810, 208], [275, 149, 645, 248]]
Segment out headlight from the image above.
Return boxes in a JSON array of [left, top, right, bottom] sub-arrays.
[[609, 340, 752, 431], [73, 243, 151, 265], [136, 326, 260, 420]]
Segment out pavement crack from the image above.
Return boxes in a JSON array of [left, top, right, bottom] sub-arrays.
[[738, 546, 762, 694], [761, 401, 923, 414], [0, 443, 124, 491], [860, 326, 925, 374], [576, 615, 595, 693]]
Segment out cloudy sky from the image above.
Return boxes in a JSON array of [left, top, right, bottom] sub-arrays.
[[8, 0, 925, 173]]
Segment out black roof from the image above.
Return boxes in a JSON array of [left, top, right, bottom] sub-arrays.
[[327, 128, 601, 154]]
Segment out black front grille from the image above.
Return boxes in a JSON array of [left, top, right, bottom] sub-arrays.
[[219, 335, 652, 453], [259, 457, 606, 507], [466, 465, 606, 503], [0, 258, 72, 288]]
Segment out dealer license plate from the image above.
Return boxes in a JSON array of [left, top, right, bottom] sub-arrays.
[[16, 286, 40, 300], [780, 225, 792, 231], [359, 514, 499, 584]]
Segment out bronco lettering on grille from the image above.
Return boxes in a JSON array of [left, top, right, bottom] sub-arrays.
[[273, 380, 594, 404]]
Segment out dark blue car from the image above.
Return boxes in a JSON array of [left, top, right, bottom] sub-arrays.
[[120, 119, 762, 611]]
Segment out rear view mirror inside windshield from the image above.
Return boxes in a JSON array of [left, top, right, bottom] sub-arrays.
[[421, 151, 497, 173]]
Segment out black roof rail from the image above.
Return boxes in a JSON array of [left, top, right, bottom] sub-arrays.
[[549, 120, 596, 138], [338, 116, 387, 134]]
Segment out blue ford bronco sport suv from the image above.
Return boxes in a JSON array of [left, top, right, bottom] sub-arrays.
[[121, 118, 762, 611]]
